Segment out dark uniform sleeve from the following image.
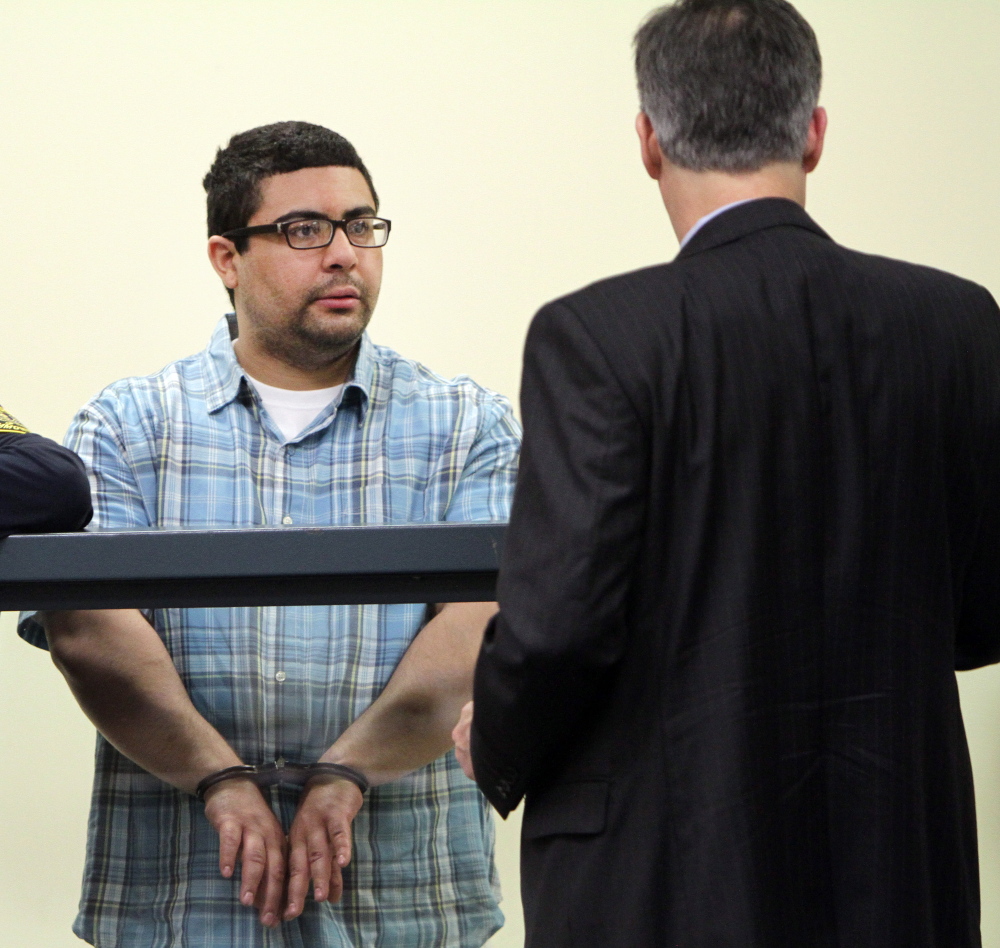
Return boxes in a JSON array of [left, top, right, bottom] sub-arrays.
[[0, 404, 93, 535]]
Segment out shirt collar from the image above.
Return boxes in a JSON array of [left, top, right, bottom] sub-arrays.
[[203, 315, 374, 423], [680, 198, 762, 249], [677, 197, 830, 260]]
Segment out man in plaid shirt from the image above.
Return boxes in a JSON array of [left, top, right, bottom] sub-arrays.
[[20, 121, 520, 948]]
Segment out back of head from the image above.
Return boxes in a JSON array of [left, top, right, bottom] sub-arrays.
[[203, 121, 378, 250], [635, 0, 822, 172]]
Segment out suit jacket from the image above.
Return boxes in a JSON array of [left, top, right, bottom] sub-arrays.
[[471, 199, 1000, 947]]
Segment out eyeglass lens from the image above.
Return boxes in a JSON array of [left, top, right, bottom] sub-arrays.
[[285, 218, 388, 249]]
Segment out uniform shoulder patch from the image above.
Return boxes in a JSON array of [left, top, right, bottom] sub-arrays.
[[0, 404, 29, 434]]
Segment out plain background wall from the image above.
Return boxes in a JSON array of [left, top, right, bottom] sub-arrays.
[[0, 1, 997, 945]]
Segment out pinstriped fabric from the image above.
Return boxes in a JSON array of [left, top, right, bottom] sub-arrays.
[[472, 199, 1000, 947], [19, 317, 520, 947]]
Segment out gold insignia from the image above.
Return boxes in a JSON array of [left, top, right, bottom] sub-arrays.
[[0, 404, 29, 434]]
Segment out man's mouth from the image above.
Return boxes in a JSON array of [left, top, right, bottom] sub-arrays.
[[314, 287, 361, 310]]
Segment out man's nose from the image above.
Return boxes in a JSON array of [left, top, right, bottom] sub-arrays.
[[321, 225, 359, 269]]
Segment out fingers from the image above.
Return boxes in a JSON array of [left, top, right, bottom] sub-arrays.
[[332, 816, 353, 871], [453, 701, 476, 780], [283, 779, 362, 918], [313, 783, 359, 905], [455, 741, 475, 780], [239, 830, 269, 910], [451, 700, 473, 749], [326, 820, 351, 904], [284, 814, 343, 916], [252, 832, 286, 928], [216, 818, 242, 879], [203, 780, 287, 928], [207, 776, 364, 926], [309, 828, 335, 903], [285, 825, 333, 919], [284, 831, 313, 920], [240, 826, 286, 926]]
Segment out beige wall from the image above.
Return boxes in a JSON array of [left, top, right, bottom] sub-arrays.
[[0, 1, 997, 945]]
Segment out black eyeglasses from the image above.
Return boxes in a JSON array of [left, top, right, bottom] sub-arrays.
[[221, 216, 391, 249]]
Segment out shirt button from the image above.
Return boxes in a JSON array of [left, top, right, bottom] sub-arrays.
[[282, 515, 293, 525], [275, 671, 286, 682]]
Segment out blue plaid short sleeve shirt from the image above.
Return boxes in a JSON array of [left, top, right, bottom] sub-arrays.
[[20, 317, 521, 948]]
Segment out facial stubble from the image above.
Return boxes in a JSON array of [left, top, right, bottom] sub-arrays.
[[254, 286, 376, 373]]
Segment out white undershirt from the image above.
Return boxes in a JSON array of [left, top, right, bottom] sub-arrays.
[[246, 374, 345, 442]]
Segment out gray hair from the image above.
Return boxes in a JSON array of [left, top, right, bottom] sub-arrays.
[[634, 0, 822, 173]]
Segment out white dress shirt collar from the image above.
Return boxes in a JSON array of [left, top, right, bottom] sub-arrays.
[[680, 197, 762, 249]]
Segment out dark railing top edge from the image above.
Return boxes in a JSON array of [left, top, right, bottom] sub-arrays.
[[0, 522, 507, 584], [1, 521, 505, 539]]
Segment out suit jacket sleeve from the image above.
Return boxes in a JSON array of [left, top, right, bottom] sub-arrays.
[[0, 410, 92, 535], [954, 287, 1000, 670], [955, 482, 1000, 669], [471, 299, 649, 816]]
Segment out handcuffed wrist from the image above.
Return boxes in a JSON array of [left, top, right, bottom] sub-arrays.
[[196, 761, 369, 802], [195, 765, 258, 801], [304, 763, 370, 794]]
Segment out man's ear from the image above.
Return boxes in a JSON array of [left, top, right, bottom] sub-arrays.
[[207, 236, 240, 291], [803, 106, 828, 174], [635, 112, 664, 180]]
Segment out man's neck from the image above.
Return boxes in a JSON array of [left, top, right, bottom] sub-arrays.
[[661, 161, 807, 245], [232, 334, 359, 391]]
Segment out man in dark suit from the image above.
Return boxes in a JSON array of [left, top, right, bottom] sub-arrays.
[[452, 0, 1000, 945]]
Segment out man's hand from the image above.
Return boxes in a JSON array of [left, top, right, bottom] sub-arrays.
[[283, 778, 365, 920], [452, 701, 475, 781], [203, 779, 288, 928]]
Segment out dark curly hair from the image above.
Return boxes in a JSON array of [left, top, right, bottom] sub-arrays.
[[203, 121, 378, 251]]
